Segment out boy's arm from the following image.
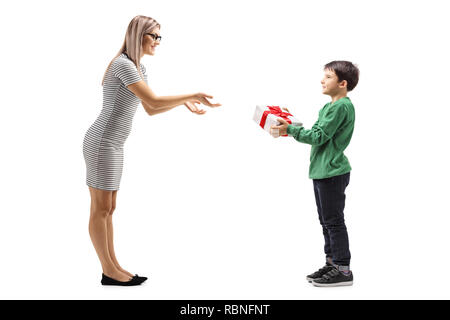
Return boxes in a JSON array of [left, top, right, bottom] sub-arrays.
[[286, 104, 347, 146]]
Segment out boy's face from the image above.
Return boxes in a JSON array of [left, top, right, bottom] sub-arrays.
[[321, 69, 347, 95]]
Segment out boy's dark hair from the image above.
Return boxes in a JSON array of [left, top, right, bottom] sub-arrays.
[[324, 61, 359, 91]]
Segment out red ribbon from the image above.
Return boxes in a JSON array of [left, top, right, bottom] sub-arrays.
[[259, 106, 292, 136]]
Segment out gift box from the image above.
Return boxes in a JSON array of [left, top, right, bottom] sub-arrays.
[[253, 105, 302, 136]]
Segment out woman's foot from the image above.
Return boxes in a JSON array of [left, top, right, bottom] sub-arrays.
[[134, 274, 148, 284], [103, 270, 132, 283], [101, 273, 142, 286], [115, 265, 135, 278]]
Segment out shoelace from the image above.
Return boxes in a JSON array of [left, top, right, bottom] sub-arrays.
[[322, 268, 340, 280]]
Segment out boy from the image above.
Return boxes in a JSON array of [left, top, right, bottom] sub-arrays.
[[271, 61, 359, 287]]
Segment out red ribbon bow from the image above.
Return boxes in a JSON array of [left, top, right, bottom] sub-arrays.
[[260, 106, 292, 135]]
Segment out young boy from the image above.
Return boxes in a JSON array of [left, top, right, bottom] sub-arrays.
[[271, 61, 359, 287]]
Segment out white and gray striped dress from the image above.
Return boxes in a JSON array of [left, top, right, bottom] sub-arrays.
[[83, 53, 147, 191]]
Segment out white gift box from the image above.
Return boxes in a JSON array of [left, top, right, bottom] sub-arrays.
[[253, 105, 302, 136]]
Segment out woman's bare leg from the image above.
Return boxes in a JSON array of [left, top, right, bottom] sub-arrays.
[[106, 190, 135, 278], [88, 187, 131, 282]]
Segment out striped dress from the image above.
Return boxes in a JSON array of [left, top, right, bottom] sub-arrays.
[[83, 53, 148, 191]]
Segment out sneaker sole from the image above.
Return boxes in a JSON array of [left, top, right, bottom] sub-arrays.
[[312, 281, 353, 287], [306, 277, 320, 283]]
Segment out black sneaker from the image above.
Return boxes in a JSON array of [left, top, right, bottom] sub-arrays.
[[306, 263, 334, 283], [311, 267, 353, 287]]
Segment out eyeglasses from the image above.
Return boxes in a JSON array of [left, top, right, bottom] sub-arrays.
[[146, 33, 162, 42]]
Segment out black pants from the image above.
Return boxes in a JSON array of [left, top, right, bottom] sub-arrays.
[[313, 172, 351, 266]]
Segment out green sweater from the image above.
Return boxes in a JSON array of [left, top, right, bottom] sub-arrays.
[[286, 97, 355, 179]]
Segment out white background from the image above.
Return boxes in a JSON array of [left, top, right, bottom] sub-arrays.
[[0, 0, 449, 299]]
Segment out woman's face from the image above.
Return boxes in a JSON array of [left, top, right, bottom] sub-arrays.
[[142, 27, 161, 56]]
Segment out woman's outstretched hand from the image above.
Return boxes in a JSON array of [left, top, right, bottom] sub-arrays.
[[195, 93, 221, 108], [184, 101, 206, 115]]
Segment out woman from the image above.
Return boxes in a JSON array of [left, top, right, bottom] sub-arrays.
[[83, 15, 221, 286]]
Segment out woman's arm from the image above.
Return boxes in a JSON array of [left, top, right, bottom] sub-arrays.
[[143, 101, 206, 116], [127, 80, 219, 111], [128, 80, 196, 109], [141, 101, 174, 116]]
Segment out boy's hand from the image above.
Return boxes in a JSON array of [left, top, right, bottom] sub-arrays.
[[271, 118, 289, 137]]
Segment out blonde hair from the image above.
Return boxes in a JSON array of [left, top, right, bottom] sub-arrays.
[[102, 15, 160, 85]]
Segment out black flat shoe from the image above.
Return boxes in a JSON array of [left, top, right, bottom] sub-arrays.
[[133, 274, 148, 284], [101, 273, 142, 286]]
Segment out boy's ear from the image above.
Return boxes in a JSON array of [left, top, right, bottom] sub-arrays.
[[339, 79, 348, 89]]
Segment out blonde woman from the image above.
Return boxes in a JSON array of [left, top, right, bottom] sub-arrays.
[[83, 15, 221, 286]]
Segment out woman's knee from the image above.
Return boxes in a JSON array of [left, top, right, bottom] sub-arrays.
[[109, 204, 116, 215], [89, 187, 114, 218], [91, 204, 113, 219], [109, 190, 118, 216]]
